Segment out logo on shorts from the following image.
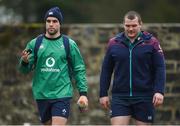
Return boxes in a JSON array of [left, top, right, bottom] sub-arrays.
[[148, 116, 152, 120], [62, 109, 67, 115], [109, 110, 112, 116]]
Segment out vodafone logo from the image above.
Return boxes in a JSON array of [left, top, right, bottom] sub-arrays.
[[46, 57, 55, 67], [41, 57, 60, 72]]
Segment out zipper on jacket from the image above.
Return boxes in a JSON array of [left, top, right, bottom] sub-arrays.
[[128, 40, 144, 97], [129, 48, 133, 96]]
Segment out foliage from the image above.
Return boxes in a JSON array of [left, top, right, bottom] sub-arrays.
[[0, 0, 180, 23]]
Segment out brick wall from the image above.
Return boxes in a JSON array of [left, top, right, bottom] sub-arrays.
[[64, 24, 180, 125], [0, 23, 179, 125]]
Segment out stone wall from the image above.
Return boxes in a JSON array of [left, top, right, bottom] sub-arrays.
[[0, 23, 180, 125]]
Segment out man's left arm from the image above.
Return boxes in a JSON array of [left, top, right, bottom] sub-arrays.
[[69, 39, 88, 106], [152, 37, 166, 106]]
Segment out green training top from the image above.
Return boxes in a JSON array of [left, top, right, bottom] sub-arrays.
[[18, 35, 88, 99]]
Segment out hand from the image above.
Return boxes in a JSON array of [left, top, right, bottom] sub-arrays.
[[99, 96, 110, 109], [21, 49, 31, 63], [77, 95, 88, 107], [153, 93, 164, 107]]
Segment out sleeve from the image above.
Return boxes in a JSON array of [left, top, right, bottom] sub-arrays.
[[69, 39, 88, 96], [152, 37, 166, 95], [99, 43, 115, 97], [18, 39, 36, 74]]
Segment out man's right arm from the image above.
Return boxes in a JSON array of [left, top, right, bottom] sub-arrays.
[[99, 96, 110, 109], [99, 44, 114, 98], [18, 39, 36, 74], [99, 41, 115, 110]]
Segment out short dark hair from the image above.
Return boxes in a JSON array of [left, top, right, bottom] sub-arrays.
[[123, 11, 142, 24]]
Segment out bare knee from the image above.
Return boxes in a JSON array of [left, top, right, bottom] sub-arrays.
[[111, 116, 131, 125], [52, 116, 67, 125]]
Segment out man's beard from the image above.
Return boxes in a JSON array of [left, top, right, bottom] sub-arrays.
[[47, 28, 58, 35]]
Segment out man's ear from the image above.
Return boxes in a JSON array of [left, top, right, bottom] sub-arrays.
[[139, 22, 143, 29]]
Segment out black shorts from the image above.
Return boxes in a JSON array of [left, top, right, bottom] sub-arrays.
[[36, 97, 71, 123], [110, 96, 155, 123]]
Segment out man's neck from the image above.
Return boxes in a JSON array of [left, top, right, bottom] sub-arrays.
[[45, 33, 61, 39], [126, 32, 141, 43], [129, 38, 135, 43]]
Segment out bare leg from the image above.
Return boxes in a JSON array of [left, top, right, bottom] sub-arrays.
[[52, 116, 67, 126], [111, 116, 131, 125], [136, 119, 152, 126]]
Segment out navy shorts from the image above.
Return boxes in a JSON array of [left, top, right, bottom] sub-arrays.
[[36, 97, 71, 123], [110, 96, 155, 123]]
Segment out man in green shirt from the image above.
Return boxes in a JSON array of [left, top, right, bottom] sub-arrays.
[[19, 6, 88, 125]]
